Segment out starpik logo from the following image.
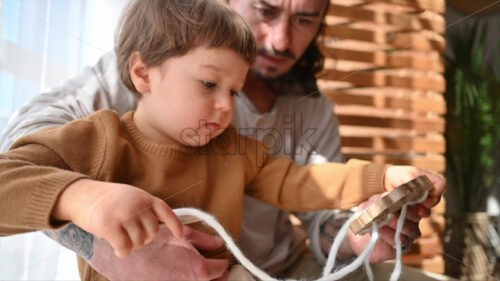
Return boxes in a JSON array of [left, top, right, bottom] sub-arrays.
[[179, 113, 318, 167]]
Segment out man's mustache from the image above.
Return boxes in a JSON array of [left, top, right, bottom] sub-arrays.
[[257, 47, 296, 60]]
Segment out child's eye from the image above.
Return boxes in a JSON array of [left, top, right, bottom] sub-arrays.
[[202, 81, 216, 88], [230, 90, 239, 97]]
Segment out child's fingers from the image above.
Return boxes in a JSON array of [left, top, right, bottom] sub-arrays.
[[106, 225, 133, 258], [114, 248, 131, 258], [123, 220, 148, 251], [151, 198, 183, 237], [141, 211, 160, 244], [417, 169, 446, 197]]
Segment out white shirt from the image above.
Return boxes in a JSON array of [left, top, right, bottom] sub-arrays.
[[0, 52, 344, 269]]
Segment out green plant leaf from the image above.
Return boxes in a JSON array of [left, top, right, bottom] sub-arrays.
[[445, 20, 500, 213]]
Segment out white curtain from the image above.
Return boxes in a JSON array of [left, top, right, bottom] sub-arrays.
[[0, 0, 128, 279]]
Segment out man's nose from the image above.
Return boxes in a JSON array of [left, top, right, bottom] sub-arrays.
[[270, 17, 290, 52]]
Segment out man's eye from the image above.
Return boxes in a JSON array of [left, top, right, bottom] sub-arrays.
[[255, 7, 274, 17], [296, 17, 312, 25], [202, 81, 216, 88], [230, 90, 239, 97]]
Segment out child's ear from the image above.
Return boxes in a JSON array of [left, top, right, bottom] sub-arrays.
[[129, 51, 150, 95]]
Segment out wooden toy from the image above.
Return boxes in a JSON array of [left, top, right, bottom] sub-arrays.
[[350, 175, 434, 235]]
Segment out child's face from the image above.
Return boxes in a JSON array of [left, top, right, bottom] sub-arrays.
[[135, 46, 249, 147]]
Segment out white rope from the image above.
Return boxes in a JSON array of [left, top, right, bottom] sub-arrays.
[[173, 190, 429, 281], [322, 212, 363, 276], [390, 190, 430, 281], [317, 222, 380, 281], [364, 257, 374, 281], [391, 204, 409, 281], [173, 208, 279, 281]]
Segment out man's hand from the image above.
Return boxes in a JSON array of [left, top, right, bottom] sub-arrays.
[[53, 179, 184, 257], [89, 225, 229, 281], [346, 193, 422, 262], [322, 166, 446, 263], [350, 166, 446, 262], [320, 195, 422, 263]]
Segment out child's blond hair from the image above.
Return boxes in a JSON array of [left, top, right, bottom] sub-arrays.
[[115, 0, 257, 97]]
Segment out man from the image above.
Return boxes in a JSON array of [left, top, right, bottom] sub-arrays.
[[0, 0, 446, 280]]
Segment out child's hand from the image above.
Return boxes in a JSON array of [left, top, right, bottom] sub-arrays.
[[383, 166, 446, 217], [54, 179, 183, 257]]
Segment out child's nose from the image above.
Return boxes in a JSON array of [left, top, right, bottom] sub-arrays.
[[214, 92, 233, 111]]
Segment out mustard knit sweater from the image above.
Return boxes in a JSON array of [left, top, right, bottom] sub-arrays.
[[0, 110, 387, 280]]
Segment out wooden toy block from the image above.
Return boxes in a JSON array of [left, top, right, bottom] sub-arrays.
[[350, 175, 434, 235]]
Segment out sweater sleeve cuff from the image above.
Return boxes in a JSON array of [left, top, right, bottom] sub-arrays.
[[23, 172, 89, 230], [361, 162, 390, 196], [342, 159, 391, 209]]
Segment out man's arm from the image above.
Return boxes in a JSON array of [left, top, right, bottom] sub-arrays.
[[42, 225, 94, 260]]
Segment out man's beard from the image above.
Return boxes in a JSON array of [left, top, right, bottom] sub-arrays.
[[251, 64, 319, 97], [251, 46, 298, 96], [252, 45, 321, 97], [251, 67, 300, 96]]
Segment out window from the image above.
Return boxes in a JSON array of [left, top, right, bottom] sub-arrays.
[[0, 1, 127, 279], [0, 0, 127, 133]]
